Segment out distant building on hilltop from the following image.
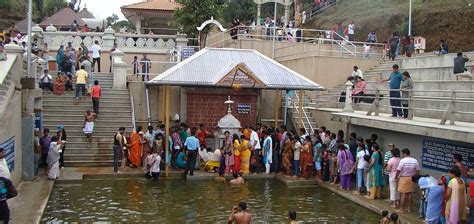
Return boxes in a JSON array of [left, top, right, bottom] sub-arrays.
[[121, 0, 181, 34]]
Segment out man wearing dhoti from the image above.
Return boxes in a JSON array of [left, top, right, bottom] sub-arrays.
[[83, 110, 96, 148]]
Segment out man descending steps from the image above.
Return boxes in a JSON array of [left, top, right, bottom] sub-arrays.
[[83, 110, 96, 149]]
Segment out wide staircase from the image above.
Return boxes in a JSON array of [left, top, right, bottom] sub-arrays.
[[311, 53, 474, 122], [42, 73, 133, 167]]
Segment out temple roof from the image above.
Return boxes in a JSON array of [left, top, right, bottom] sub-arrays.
[[39, 7, 86, 27], [121, 0, 181, 12], [77, 6, 95, 19], [148, 48, 324, 91]]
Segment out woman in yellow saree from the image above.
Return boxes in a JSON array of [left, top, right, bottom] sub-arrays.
[[239, 134, 251, 174]]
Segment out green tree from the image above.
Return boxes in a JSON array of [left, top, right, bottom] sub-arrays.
[[173, 0, 224, 47], [106, 13, 119, 26], [223, 0, 256, 24], [113, 20, 134, 32]]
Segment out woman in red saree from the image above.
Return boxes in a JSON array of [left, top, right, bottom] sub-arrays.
[[196, 124, 208, 148], [53, 73, 66, 95], [129, 128, 142, 168], [300, 135, 313, 179]]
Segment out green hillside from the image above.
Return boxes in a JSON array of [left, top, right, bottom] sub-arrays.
[[305, 0, 474, 52]]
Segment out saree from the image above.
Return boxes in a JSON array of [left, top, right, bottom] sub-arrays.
[[233, 139, 241, 173], [129, 131, 142, 167], [300, 142, 313, 178], [47, 142, 60, 179], [223, 136, 234, 174], [240, 140, 251, 174], [369, 151, 384, 198], [445, 178, 467, 223], [53, 76, 65, 95], [197, 129, 207, 147], [281, 139, 293, 175]]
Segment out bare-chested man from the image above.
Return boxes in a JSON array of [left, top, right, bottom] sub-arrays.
[[83, 110, 96, 148], [113, 127, 126, 173], [228, 202, 251, 224]]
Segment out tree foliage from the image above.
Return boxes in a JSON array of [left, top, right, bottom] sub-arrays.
[[173, 0, 224, 43], [223, 0, 256, 24], [113, 20, 134, 32], [106, 13, 119, 26]]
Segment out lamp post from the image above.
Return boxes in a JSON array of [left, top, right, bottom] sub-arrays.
[[408, 0, 412, 36], [271, 1, 277, 59], [27, 0, 33, 78]]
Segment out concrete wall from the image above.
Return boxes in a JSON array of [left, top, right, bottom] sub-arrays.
[[0, 92, 23, 185]]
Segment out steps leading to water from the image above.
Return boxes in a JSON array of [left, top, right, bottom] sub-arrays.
[[42, 73, 133, 167]]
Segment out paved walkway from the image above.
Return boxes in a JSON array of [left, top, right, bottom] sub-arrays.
[[9, 177, 54, 224], [316, 181, 420, 224]]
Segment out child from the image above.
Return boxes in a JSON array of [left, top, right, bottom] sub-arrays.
[[329, 152, 338, 184], [322, 146, 330, 182], [65, 74, 73, 92], [383, 41, 390, 61], [364, 154, 372, 198], [390, 212, 401, 224], [380, 210, 390, 224], [289, 210, 298, 224]]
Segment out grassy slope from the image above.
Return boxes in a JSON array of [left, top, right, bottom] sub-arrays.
[[305, 0, 474, 52]]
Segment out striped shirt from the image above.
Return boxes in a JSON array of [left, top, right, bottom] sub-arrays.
[[383, 150, 393, 175], [397, 157, 420, 177]]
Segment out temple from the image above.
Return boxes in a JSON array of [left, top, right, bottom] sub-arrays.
[[121, 0, 181, 34]]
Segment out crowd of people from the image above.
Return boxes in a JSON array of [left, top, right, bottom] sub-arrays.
[[112, 120, 474, 223]]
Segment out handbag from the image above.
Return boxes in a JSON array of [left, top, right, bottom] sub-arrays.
[[0, 177, 17, 199]]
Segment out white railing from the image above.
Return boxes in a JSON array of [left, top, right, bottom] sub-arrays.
[[318, 87, 474, 125], [287, 93, 314, 135], [35, 25, 188, 53]]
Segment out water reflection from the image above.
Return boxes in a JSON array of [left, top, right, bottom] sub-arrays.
[[43, 179, 379, 223]]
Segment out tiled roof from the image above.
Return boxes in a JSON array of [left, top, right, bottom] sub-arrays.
[[77, 7, 95, 19], [121, 0, 181, 11], [39, 7, 86, 27], [148, 48, 324, 91]]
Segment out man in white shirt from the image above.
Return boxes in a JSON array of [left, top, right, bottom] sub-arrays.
[[91, 40, 101, 72], [146, 150, 161, 181], [249, 127, 261, 174], [0, 147, 11, 179], [351, 66, 364, 79], [348, 21, 355, 41], [39, 69, 53, 91]]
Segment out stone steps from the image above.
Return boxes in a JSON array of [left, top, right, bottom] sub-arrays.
[[42, 72, 132, 167]]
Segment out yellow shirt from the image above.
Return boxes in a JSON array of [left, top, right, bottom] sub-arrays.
[[75, 69, 88, 84]]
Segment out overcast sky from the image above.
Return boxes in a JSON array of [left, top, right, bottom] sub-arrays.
[[79, 0, 140, 20]]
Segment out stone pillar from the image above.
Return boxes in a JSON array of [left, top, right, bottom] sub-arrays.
[[112, 50, 127, 89], [102, 26, 116, 52], [32, 24, 44, 47], [284, 5, 289, 28], [176, 33, 188, 47], [135, 14, 142, 34], [4, 44, 24, 84], [257, 4, 261, 27], [343, 81, 354, 112], [45, 24, 57, 32]]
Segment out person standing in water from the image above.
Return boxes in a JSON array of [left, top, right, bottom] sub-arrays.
[[83, 110, 96, 148], [227, 201, 252, 224]]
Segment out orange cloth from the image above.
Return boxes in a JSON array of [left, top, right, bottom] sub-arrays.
[[243, 128, 250, 140], [129, 131, 142, 167]]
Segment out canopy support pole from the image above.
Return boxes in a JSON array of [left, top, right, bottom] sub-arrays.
[[164, 85, 170, 177]]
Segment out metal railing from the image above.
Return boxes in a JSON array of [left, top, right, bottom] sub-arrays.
[[130, 95, 136, 131], [287, 93, 314, 135], [323, 86, 474, 125], [126, 46, 200, 83], [206, 26, 385, 59]]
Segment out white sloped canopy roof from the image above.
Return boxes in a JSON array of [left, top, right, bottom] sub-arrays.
[[147, 48, 324, 90]]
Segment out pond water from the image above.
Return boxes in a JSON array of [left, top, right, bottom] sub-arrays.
[[42, 179, 379, 223]]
